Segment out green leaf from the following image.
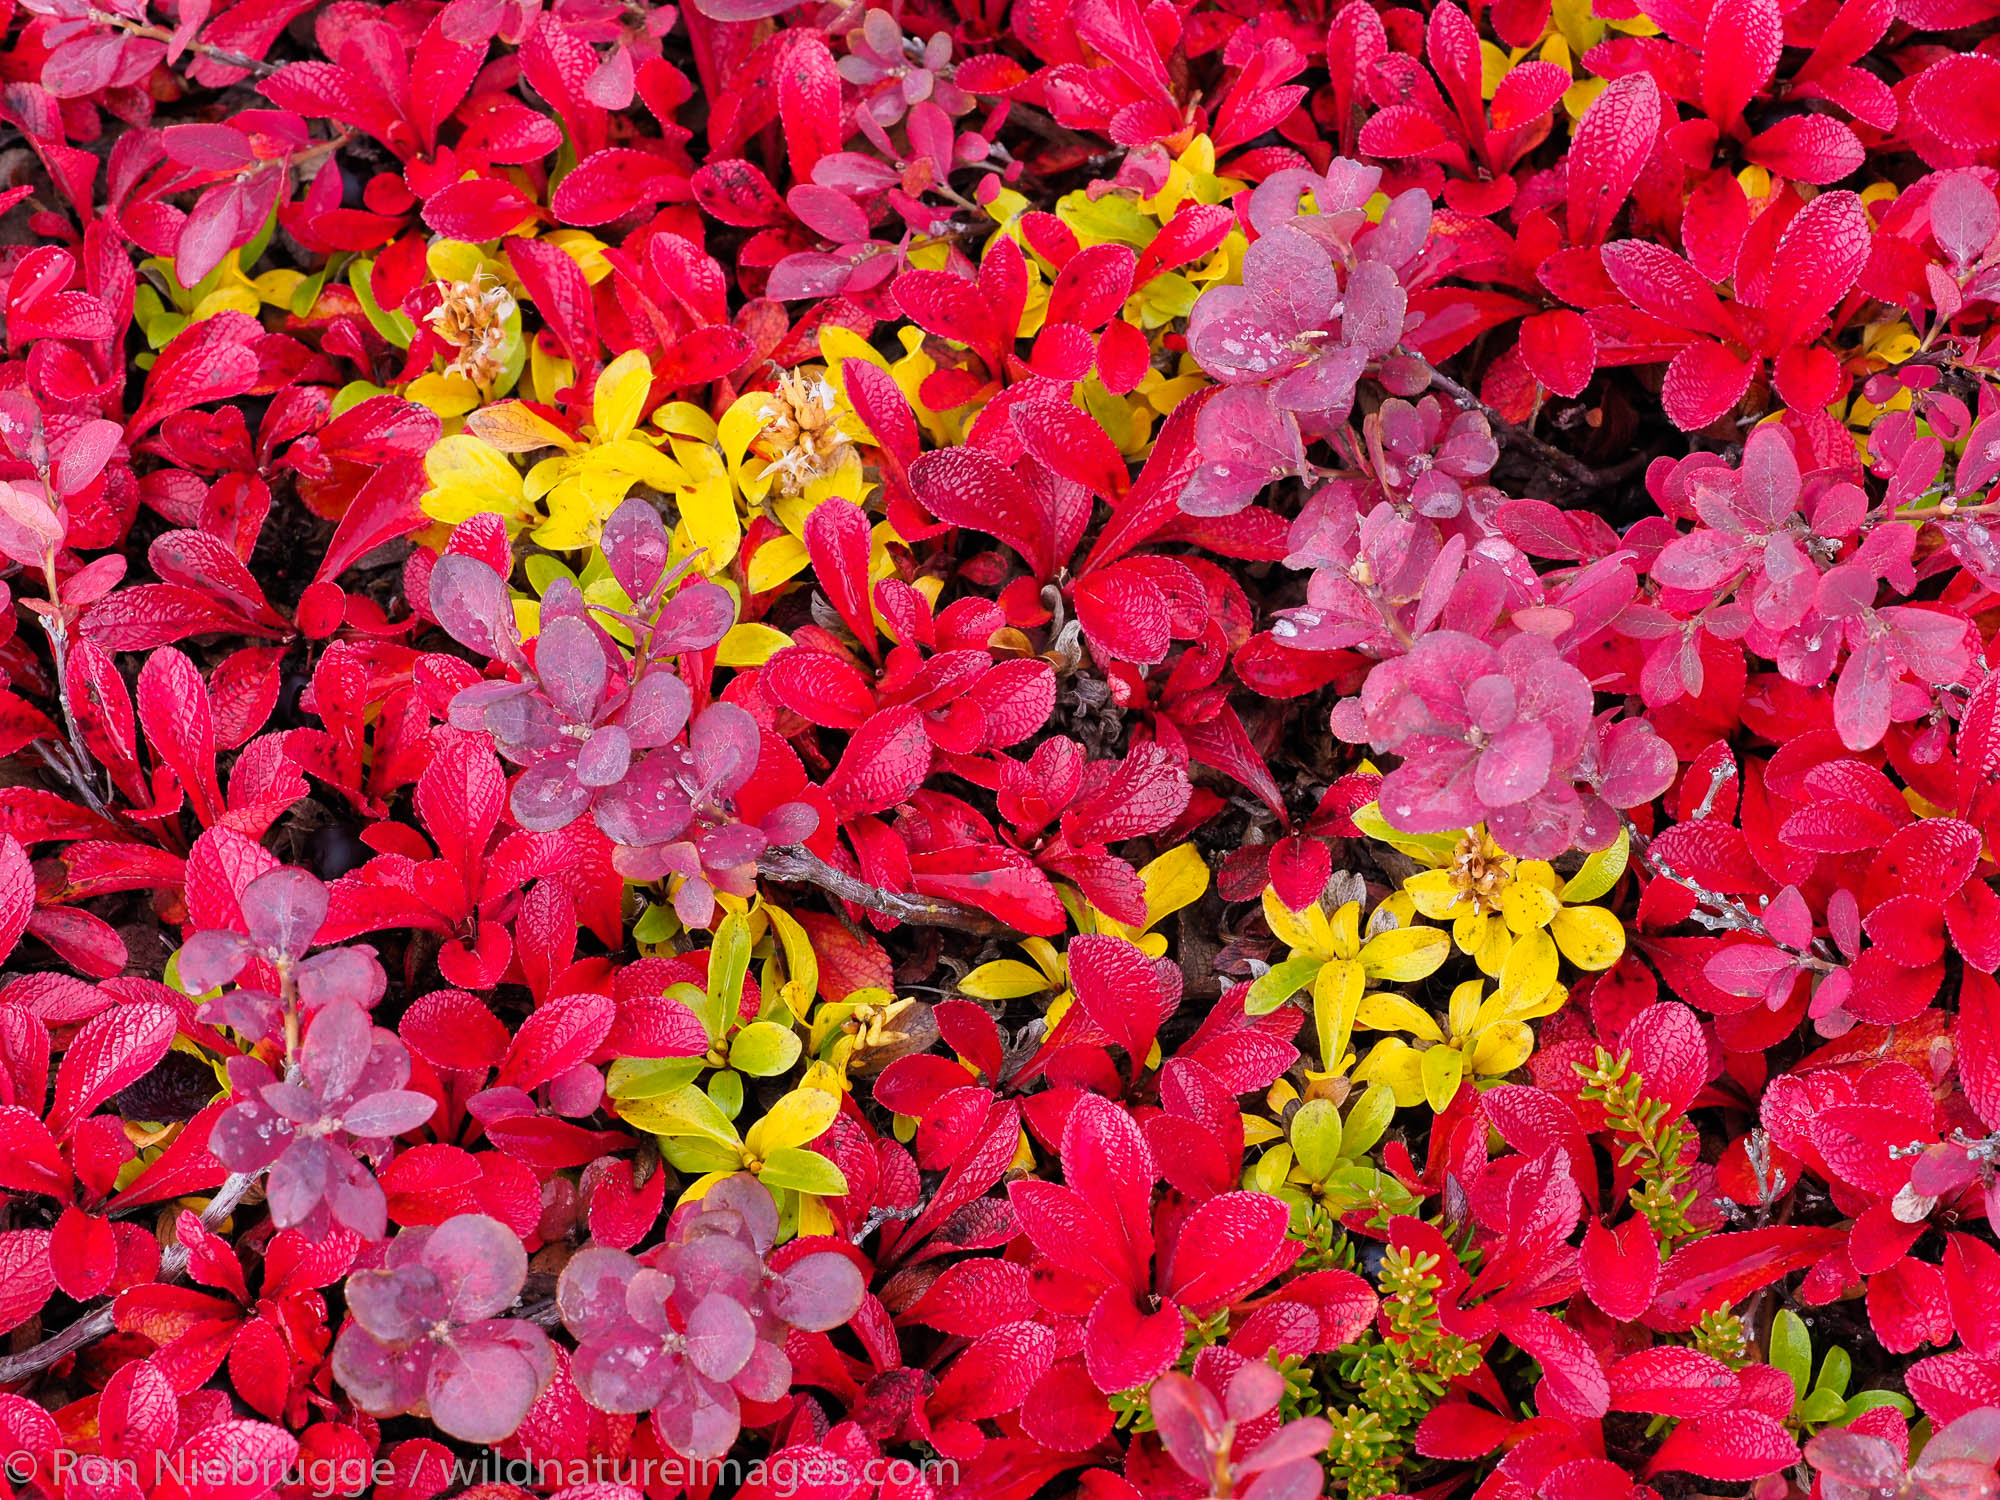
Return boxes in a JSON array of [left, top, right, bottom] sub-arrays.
[[1340, 1084, 1397, 1160], [329, 381, 389, 418], [1839, 1391, 1914, 1421], [1814, 1345, 1852, 1401], [756, 1147, 848, 1196], [707, 1068, 744, 1121], [615, 1084, 738, 1145], [347, 260, 415, 349], [633, 901, 678, 946], [662, 1135, 741, 1175], [1798, 1389, 1846, 1426], [1246, 956, 1322, 1015], [605, 1056, 704, 1100], [1290, 1100, 1344, 1181], [289, 260, 334, 318], [730, 1021, 803, 1078], [1250, 1145, 1292, 1196], [239, 198, 280, 270], [707, 912, 753, 1039], [1561, 829, 1630, 904], [525, 554, 580, 598], [1769, 1309, 1812, 1397]]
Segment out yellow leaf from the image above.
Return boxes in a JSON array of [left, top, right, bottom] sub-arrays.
[[715, 622, 791, 668], [678, 477, 743, 573], [426, 434, 522, 499], [192, 285, 260, 322], [654, 402, 719, 442], [1496, 928, 1559, 1013], [1313, 958, 1365, 1074], [592, 436, 688, 489], [594, 349, 653, 441], [1262, 888, 1322, 956], [820, 324, 892, 375], [1356, 992, 1444, 1043], [1495, 880, 1561, 936], [546, 229, 613, 282], [616, 1084, 740, 1144], [1458, 911, 1515, 977], [960, 960, 1055, 1000], [1447, 978, 1486, 1039], [719, 395, 770, 471], [1422, 1045, 1466, 1112], [1243, 1114, 1285, 1147], [426, 240, 487, 283], [1138, 844, 1208, 930], [1551, 904, 1626, 971], [761, 902, 818, 1018], [1404, 869, 1466, 919], [468, 400, 579, 454], [744, 1085, 841, 1158], [747, 533, 812, 594], [1470, 1020, 1534, 1077], [1354, 1038, 1426, 1110], [407, 372, 481, 418], [1358, 925, 1451, 982], [1562, 830, 1630, 904]]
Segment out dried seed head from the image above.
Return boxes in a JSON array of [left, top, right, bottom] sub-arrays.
[[427, 271, 517, 391], [756, 366, 855, 495]]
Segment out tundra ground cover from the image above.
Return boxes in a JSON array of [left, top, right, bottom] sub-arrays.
[[0, 0, 1995, 1497]]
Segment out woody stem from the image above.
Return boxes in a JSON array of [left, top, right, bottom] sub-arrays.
[[757, 844, 1007, 935], [0, 1169, 260, 1383], [85, 8, 280, 77]]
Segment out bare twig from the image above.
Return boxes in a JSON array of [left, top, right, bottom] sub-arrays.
[[0, 1170, 259, 1383], [758, 845, 1006, 935], [1427, 368, 1628, 495], [87, 7, 279, 76]]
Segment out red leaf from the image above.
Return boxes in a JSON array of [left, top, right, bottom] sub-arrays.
[[1662, 339, 1757, 431], [402, 989, 512, 1073], [1743, 114, 1864, 185], [803, 500, 875, 653], [506, 236, 599, 375], [174, 1423, 300, 1500], [497, 992, 615, 1092], [549, 149, 687, 226], [1911, 55, 2000, 150], [1648, 1226, 1846, 1330], [130, 314, 262, 438], [762, 649, 876, 730], [422, 177, 537, 241], [1699, 0, 1782, 130], [1013, 399, 1129, 501], [1069, 934, 1169, 1071], [1647, 1411, 1799, 1481], [0, 1230, 53, 1333], [1763, 191, 1871, 351], [49, 1002, 178, 1141], [1580, 1214, 1660, 1321], [1608, 1345, 1740, 1416], [1958, 970, 2000, 1132], [137, 647, 224, 826], [1520, 311, 1596, 398], [0, 835, 32, 967], [824, 706, 934, 819], [1623, 1001, 1708, 1114], [909, 846, 1064, 934], [1501, 1306, 1610, 1419], [1073, 565, 1172, 667], [778, 35, 842, 180]]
